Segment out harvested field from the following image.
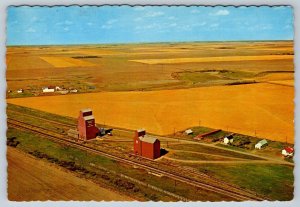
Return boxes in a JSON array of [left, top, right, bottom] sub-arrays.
[[129, 55, 293, 65], [6, 41, 294, 93], [7, 147, 132, 201], [40, 56, 95, 67], [7, 82, 294, 143]]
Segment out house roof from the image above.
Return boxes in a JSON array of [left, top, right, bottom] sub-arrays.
[[258, 139, 268, 145], [185, 129, 193, 134], [284, 147, 294, 153], [83, 115, 95, 121], [225, 135, 233, 139], [81, 108, 92, 113], [137, 128, 145, 133], [139, 135, 158, 144]]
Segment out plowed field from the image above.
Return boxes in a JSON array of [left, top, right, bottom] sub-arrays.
[[130, 55, 293, 64], [40, 56, 95, 67], [7, 82, 294, 143], [7, 147, 132, 201]]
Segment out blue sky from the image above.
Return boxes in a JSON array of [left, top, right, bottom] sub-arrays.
[[7, 6, 294, 45]]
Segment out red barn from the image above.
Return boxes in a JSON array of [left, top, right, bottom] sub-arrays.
[[77, 108, 99, 140], [134, 129, 160, 159]]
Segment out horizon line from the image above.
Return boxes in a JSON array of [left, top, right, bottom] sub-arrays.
[[6, 39, 293, 47]]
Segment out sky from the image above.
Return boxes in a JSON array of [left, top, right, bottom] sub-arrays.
[[7, 6, 294, 45]]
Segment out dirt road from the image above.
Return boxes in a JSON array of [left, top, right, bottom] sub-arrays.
[[7, 147, 133, 201]]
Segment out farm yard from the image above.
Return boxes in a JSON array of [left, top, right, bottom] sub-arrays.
[[6, 103, 294, 201]]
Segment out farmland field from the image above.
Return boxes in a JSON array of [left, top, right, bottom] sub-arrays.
[[7, 82, 294, 143], [6, 41, 294, 93], [7, 147, 132, 201]]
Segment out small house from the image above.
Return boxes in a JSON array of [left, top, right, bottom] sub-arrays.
[[223, 135, 233, 145], [185, 129, 193, 135], [42, 86, 55, 93], [55, 86, 61, 91], [17, 89, 23, 93], [70, 89, 78, 93], [255, 139, 268, 149], [282, 147, 294, 157]]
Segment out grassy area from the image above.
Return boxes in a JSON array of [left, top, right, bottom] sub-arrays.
[[196, 164, 294, 201], [168, 151, 239, 161], [7, 103, 76, 125], [7, 127, 231, 201], [176, 70, 256, 86], [167, 144, 262, 160]]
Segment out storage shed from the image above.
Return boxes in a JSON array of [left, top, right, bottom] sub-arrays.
[[255, 139, 268, 149], [282, 147, 294, 157], [224, 135, 234, 145], [77, 108, 99, 140], [134, 129, 160, 159]]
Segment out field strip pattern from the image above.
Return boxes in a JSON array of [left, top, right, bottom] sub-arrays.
[[7, 83, 294, 143], [40, 56, 95, 67], [129, 55, 293, 64]]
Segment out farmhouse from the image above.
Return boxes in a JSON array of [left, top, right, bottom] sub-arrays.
[[282, 147, 294, 157], [17, 89, 23, 93], [134, 129, 160, 159], [223, 135, 233, 145], [42, 86, 55, 93], [185, 129, 193, 135], [255, 139, 268, 149], [77, 108, 99, 141]]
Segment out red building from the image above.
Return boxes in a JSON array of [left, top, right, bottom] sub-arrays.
[[77, 108, 99, 140], [134, 129, 160, 159]]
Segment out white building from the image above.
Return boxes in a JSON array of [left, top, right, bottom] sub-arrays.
[[70, 89, 78, 93], [223, 135, 233, 145], [282, 147, 294, 157], [17, 89, 23, 93], [42, 87, 55, 93], [255, 139, 268, 149], [185, 129, 193, 135]]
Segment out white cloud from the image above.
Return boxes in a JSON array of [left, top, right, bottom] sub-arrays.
[[169, 23, 177, 27], [193, 22, 207, 27], [31, 16, 38, 22], [144, 11, 164, 18], [64, 20, 73, 25], [64, 27, 69, 31], [167, 16, 176, 20], [101, 25, 112, 29], [210, 23, 219, 28], [106, 19, 118, 24], [134, 7, 145, 11], [87, 22, 94, 26], [55, 20, 73, 26], [210, 9, 230, 16], [134, 17, 143, 22], [191, 9, 200, 14], [26, 28, 36, 33]]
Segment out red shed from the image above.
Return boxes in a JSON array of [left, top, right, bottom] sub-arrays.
[[134, 129, 160, 159], [77, 108, 99, 140]]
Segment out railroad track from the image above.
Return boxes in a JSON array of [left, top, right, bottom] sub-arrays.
[[7, 118, 267, 201]]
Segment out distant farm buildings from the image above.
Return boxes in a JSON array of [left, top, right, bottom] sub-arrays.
[[17, 89, 23, 93], [77, 108, 99, 140], [42, 86, 55, 93], [223, 135, 233, 145], [185, 129, 193, 135], [282, 147, 294, 157], [255, 139, 268, 149], [134, 129, 160, 159]]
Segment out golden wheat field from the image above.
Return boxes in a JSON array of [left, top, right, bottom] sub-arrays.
[[130, 55, 293, 64], [7, 82, 294, 143], [40, 56, 95, 67]]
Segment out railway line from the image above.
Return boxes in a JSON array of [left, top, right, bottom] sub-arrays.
[[7, 117, 267, 201]]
